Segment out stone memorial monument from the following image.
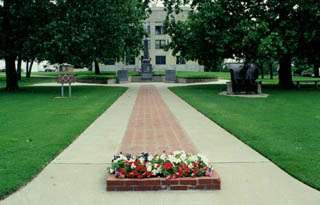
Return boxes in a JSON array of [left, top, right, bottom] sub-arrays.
[[165, 70, 176, 83], [141, 38, 153, 80], [117, 69, 128, 83]]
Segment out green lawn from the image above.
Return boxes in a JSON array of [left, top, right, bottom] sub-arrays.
[[212, 71, 320, 84], [0, 77, 55, 88], [176, 71, 217, 79], [170, 84, 320, 190], [152, 71, 218, 79], [0, 86, 127, 199]]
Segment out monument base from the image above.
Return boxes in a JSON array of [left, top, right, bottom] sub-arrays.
[[219, 91, 269, 98], [141, 72, 153, 81], [106, 171, 221, 191]]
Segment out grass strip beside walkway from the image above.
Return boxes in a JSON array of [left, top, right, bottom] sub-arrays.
[[170, 84, 320, 190], [0, 86, 127, 199]]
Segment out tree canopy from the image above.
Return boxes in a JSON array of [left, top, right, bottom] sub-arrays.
[[0, 0, 150, 91], [164, 0, 320, 88]]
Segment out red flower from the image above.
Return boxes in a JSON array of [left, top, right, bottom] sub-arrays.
[[192, 168, 199, 177], [117, 168, 126, 178], [178, 163, 190, 177], [118, 168, 126, 175], [163, 162, 173, 170], [135, 165, 147, 172], [128, 171, 136, 178]]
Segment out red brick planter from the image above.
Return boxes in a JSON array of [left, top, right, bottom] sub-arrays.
[[106, 171, 221, 191]]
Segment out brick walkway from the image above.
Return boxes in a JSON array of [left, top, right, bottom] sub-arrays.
[[118, 85, 197, 154]]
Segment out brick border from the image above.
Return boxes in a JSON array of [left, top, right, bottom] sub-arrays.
[[106, 171, 221, 191]]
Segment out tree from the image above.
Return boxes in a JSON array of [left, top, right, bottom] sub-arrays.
[[1, 0, 149, 91], [296, 0, 320, 77], [164, 0, 320, 88], [44, 0, 149, 72], [164, 1, 236, 71], [0, 0, 53, 90]]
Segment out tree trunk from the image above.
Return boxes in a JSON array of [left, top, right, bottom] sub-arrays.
[[203, 64, 212, 72], [3, 0, 19, 91], [260, 64, 264, 79], [269, 62, 273, 79], [278, 54, 293, 88], [5, 56, 19, 91], [26, 59, 34, 78], [25, 60, 29, 77], [94, 60, 100, 75], [314, 63, 319, 78], [17, 56, 22, 80], [88, 63, 93, 71]]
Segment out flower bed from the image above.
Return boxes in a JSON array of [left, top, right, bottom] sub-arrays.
[[107, 151, 221, 191]]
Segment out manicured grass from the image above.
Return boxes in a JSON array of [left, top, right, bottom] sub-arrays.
[[170, 84, 320, 190], [0, 86, 127, 199], [176, 71, 217, 79], [15, 70, 218, 81], [33, 71, 140, 78], [212, 71, 320, 84], [211, 71, 230, 80], [33, 71, 116, 79], [0, 75, 56, 88], [153, 71, 218, 79]]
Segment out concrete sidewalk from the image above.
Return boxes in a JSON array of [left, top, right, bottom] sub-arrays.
[[1, 83, 320, 205]]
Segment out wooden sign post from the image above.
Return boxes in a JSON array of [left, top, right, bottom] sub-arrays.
[[57, 64, 76, 97]]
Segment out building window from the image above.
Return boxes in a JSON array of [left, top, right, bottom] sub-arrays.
[[176, 56, 186, 64], [155, 25, 165, 35], [155, 40, 167, 49], [156, 56, 166, 65]]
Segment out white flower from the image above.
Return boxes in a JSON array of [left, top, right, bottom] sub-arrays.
[[147, 155, 153, 161], [139, 157, 145, 163], [197, 154, 209, 165], [147, 165, 152, 172], [180, 153, 187, 161], [189, 155, 198, 162], [168, 155, 175, 163], [160, 154, 166, 160], [109, 168, 114, 173], [173, 150, 183, 156], [293, 4, 299, 10], [120, 154, 127, 160]]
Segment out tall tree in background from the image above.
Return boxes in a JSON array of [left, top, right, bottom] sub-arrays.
[[164, 0, 320, 88], [1, 0, 149, 91], [164, 1, 234, 71], [0, 0, 53, 91], [296, 0, 320, 77], [44, 0, 149, 73]]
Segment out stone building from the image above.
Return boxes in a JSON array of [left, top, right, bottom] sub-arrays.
[[99, 7, 203, 72]]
